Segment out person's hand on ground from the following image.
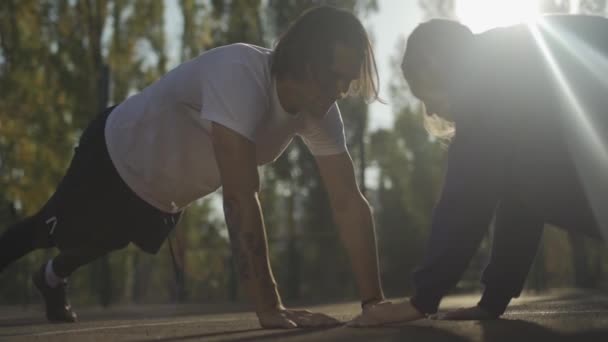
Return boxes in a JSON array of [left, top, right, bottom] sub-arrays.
[[429, 305, 498, 320], [257, 308, 341, 329], [347, 299, 425, 327]]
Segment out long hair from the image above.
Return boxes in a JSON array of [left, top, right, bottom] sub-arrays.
[[271, 6, 380, 103]]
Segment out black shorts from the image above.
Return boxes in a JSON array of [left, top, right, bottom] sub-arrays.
[[37, 106, 181, 254]]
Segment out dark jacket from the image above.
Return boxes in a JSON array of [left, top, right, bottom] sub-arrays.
[[411, 15, 608, 315]]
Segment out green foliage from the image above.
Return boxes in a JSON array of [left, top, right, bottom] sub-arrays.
[[0, 0, 170, 305], [369, 85, 446, 294]]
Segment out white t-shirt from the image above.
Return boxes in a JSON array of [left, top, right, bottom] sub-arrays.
[[105, 43, 346, 213]]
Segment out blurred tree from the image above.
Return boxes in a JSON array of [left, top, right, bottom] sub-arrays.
[[579, 0, 608, 14], [369, 43, 446, 295], [180, 0, 212, 61], [0, 0, 171, 306], [419, 0, 456, 19], [0, 0, 109, 305]]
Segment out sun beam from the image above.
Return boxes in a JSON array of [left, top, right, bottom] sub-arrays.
[[529, 19, 608, 242]]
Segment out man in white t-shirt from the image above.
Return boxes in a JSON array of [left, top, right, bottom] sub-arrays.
[[0, 6, 385, 327]]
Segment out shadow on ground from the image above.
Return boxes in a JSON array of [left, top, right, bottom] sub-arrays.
[[126, 325, 472, 342], [478, 318, 608, 342]]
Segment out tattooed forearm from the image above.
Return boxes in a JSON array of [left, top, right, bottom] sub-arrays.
[[224, 197, 269, 281], [224, 197, 241, 229], [244, 231, 266, 278], [224, 198, 250, 280], [223, 195, 281, 309]]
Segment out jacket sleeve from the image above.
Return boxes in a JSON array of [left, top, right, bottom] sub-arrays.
[[411, 124, 505, 314]]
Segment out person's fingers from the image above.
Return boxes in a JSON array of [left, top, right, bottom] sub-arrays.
[[347, 318, 364, 327], [347, 313, 376, 328], [348, 300, 425, 328], [439, 309, 464, 320], [283, 311, 311, 327], [262, 309, 342, 329], [258, 312, 298, 329], [350, 308, 385, 327], [428, 308, 465, 320], [291, 309, 314, 315], [285, 311, 340, 328], [345, 317, 360, 327], [260, 320, 297, 329], [309, 313, 341, 326], [259, 320, 297, 329], [282, 318, 299, 328], [431, 306, 498, 321], [347, 313, 375, 328]]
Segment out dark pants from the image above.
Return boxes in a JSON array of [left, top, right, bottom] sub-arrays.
[[478, 196, 545, 315], [0, 107, 181, 277], [478, 190, 602, 316]]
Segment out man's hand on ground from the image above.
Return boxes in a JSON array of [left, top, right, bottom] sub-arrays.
[[429, 305, 499, 321], [257, 308, 341, 329], [347, 300, 425, 327]]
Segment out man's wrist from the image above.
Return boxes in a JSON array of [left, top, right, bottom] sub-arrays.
[[255, 302, 284, 315], [250, 280, 284, 314], [361, 296, 384, 309]]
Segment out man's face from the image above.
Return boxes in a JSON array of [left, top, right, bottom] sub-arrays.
[[299, 42, 362, 119]]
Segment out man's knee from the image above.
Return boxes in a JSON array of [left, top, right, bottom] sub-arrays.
[[11, 214, 55, 249]]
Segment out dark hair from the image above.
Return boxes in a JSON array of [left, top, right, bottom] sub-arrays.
[[402, 19, 473, 142], [401, 19, 473, 88], [271, 6, 380, 102]]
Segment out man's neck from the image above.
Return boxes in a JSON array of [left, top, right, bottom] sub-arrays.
[[275, 76, 301, 115]]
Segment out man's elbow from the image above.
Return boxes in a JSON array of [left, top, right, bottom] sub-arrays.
[[332, 192, 372, 217], [223, 190, 260, 207], [222, 190, 260, 221]]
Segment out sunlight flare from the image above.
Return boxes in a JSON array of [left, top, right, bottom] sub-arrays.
[[456, 0, 540, 33], [529, 20, 608, 241]]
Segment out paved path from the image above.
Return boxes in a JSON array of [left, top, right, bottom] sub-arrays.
[[1, 289, 607, 341]]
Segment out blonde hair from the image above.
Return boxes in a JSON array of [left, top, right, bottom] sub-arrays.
[[423, 112, 455, 145]]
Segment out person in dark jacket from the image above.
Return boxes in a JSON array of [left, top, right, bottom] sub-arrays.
[[350, 15, 608, 326]]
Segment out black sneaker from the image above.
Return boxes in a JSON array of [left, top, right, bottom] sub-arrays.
[[32, 263, 78, 323]]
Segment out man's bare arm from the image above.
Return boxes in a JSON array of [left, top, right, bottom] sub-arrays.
[[212, 122, 339, 328], [211, 123, 282, 313], [315, 152, 384, 306]]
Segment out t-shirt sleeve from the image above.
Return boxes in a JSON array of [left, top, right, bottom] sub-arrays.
[[200, 61, 267, 142], [299, 103, 347, 156]]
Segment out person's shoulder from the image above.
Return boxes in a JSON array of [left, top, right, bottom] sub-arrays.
[[475, 23, 530, 47], [207, 43, 271, 63], [472, 22, 538, 71], [194, 43, 272, 79]]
